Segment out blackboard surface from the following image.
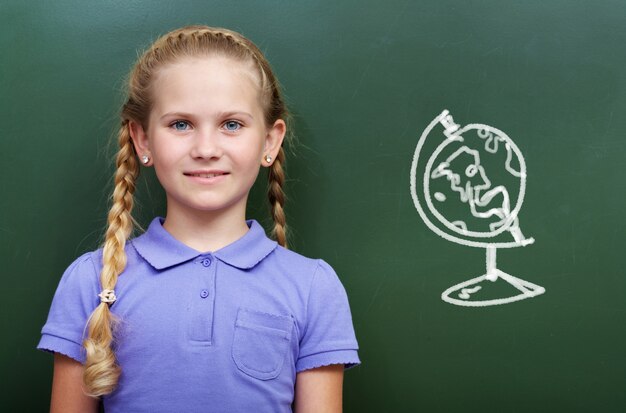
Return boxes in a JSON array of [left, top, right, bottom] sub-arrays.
[[2, 0, 625, 411]]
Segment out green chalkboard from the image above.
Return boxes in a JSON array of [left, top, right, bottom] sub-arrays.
[[2, 0, 626, 411]]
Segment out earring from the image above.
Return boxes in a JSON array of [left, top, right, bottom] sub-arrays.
[[141, 155, 150, 164], [264, 154, 272, 163]]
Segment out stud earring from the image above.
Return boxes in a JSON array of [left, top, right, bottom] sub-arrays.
[[141, 155, 150, 164], [264, 154, 272, 163]]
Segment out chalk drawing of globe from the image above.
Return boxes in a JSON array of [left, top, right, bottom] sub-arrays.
[[426, 124, 530, 244], [410, 109, 545, 307]]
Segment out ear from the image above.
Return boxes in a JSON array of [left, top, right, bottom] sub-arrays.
[[262, 119, 287, 167], [128, 120, 152, 166]]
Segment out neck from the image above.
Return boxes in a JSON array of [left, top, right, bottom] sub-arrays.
[[162, 204, 250, 253]]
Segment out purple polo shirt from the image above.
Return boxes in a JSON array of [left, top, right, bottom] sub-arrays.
[[37, 218, 360, 412]]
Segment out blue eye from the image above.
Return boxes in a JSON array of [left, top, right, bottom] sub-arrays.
[[172, 120, 190, 131], [223, 120, 242, 132]]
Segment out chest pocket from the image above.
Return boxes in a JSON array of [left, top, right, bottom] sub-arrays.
[[232, 307, 293, 380]]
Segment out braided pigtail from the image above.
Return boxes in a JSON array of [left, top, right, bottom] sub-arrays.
[[83, 122, 138, 396], [268, 146, 288, 248]]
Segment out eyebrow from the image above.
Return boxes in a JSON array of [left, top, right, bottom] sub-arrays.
[[159, 111, 254, 121], [159, 112, 192, 121], [221, 111, 254, 121]]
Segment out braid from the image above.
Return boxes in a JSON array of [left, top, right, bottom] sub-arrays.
[[208, 29, 269, 85], [155, 27, 273, 109], [83, 122, 139, 396], [268, 147, 288, 248]]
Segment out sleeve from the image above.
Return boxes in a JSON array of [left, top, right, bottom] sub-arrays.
[[295, 259, 361, 373], [36, 251, 101, 364]]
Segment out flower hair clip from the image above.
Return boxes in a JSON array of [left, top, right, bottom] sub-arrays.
[[98, 289, 117, 305]]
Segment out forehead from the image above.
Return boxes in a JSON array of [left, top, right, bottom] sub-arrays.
[[150, 56, 262, 114]]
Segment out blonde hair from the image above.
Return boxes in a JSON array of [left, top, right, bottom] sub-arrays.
[[82, 25, 290, 397]]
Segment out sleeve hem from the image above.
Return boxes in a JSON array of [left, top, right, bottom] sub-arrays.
[[296, 349, 361, 373], [37, 334, 86, 364]]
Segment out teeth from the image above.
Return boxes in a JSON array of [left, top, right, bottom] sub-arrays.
[[191, 173, 222, 178]]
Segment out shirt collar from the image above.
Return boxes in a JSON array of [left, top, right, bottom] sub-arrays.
[[131, 217, 278, 271]]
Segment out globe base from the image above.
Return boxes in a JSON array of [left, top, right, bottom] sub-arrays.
[[441, 269, 545, 307]]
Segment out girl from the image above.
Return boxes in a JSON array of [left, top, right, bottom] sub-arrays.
[[38, 26, 360, 412]]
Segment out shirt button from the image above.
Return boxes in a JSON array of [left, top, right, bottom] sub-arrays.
[[201, 258, 212, 267], [200, 289, 209, 298]]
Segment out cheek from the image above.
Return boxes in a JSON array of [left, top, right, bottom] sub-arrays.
[[151, 135, 184, 165], [231, 140, 264, 168], [151, 161, 175, 189], [150, 150, 180, 182], [152, 150, 174, 169], [236, 151, 263, 184], [241, 156, 263, 178]]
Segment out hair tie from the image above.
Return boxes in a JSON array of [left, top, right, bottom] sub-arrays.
[[98, 289, 117, 305]]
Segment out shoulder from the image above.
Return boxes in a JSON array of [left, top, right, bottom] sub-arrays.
[[271, 245, 337, 275], [269, 246, 346, 294], [61, 240, 143, 276], [57, 250, 100, 285], [271, 245, 318, 267], [54, 242, 138, 290], [47, 249, 105, 308]]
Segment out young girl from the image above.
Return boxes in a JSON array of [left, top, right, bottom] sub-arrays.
[[37, 25, 360, 412]]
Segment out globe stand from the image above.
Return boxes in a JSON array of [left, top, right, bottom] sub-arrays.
[[441, 246, 545, 307]]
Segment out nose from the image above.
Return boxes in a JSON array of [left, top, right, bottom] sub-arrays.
[[190, 128, 222, 159]]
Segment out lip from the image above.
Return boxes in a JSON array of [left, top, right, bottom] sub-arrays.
[[184, 170, 229, 184]]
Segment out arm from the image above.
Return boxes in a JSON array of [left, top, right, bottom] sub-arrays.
[[50, 353, 99, 413], [293, 364, 344, 413]]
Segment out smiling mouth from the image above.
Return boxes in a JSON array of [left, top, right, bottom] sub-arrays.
[[185, 172, 229, 178]]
